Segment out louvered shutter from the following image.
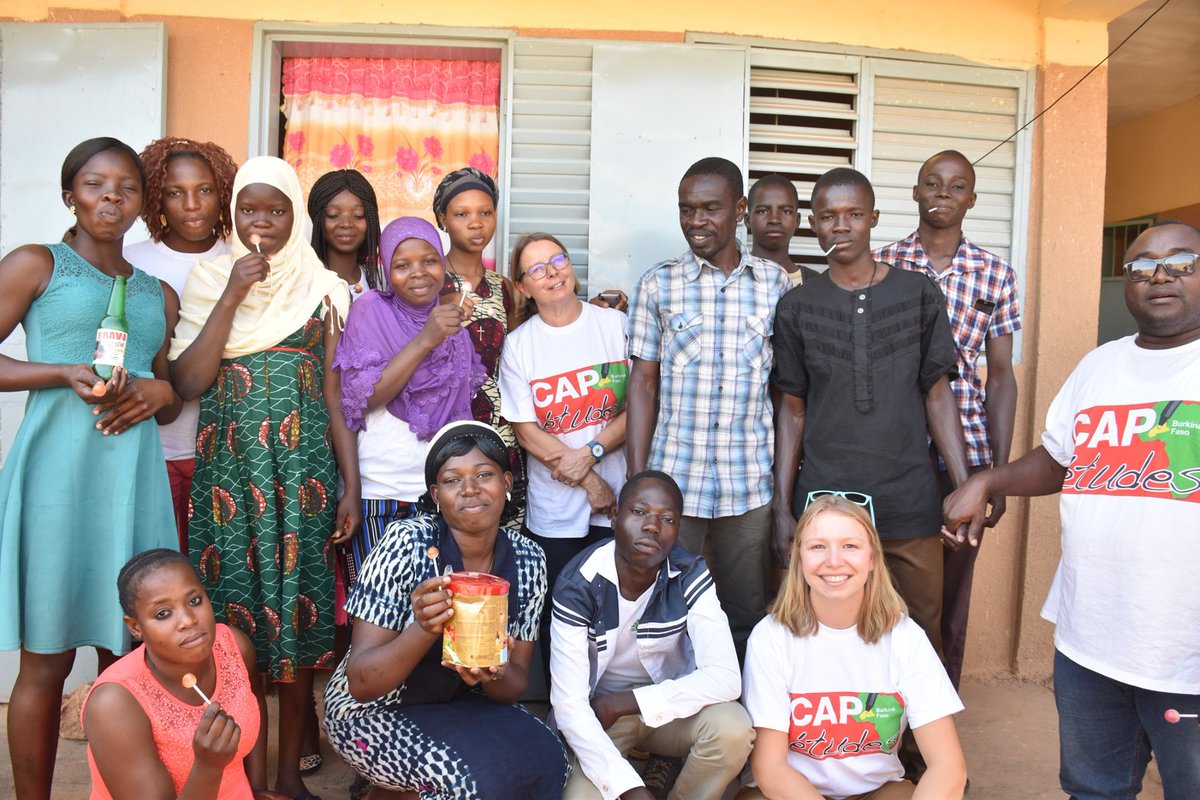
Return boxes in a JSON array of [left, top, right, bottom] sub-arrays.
[[747, 51, 861, 267], [868, 62, 1027, 261], [505, 39, 594, 291]]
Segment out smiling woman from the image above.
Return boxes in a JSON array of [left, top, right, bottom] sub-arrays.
[[333, 216, 485, 584], [498, 231, 629, 684], [0, 136, 180, 799], [322, 420, 569, 799], [740, 496, 967, 800]]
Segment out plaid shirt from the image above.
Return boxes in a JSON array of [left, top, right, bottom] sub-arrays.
[[875, 232, 1021, 466], [627, 246, 789, 518]]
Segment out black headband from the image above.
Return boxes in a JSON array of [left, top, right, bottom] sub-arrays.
[[424, 420, 509, 488]]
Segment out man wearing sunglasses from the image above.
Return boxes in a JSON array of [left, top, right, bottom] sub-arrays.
[[874, 150, 1022, 691], [945, 220, 1200, 799]]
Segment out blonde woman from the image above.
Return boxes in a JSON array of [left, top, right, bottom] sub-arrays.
[[740, 494, 966, 800]]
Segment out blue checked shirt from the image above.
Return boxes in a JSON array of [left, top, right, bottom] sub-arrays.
[[875, 233, 1022, 466], [627, 246, 790, 518]]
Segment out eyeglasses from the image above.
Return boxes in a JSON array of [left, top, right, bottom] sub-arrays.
[[1123, 253, 1199, 282], [805, 490, 876, 526], [520, 252, 569, 282]]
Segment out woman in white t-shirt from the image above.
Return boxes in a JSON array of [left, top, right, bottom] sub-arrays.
[[740, 494, 967, 800], [498, 232, 628, 681], [124, 137, 237, 552]]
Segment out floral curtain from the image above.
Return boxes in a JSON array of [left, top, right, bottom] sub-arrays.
[[281, 56, 501, 226]]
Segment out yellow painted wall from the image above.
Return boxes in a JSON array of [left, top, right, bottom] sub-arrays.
[[1105, 94, 1200, 223], [8, 0, 1118, 68]]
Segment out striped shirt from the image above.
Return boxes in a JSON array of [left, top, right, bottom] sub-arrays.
[[550, 540, 741, 799], [627, 247, 790, 518], [875, 233, 1021, 466]]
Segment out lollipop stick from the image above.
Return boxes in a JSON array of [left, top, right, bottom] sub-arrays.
[[182, 672, 213, 705]]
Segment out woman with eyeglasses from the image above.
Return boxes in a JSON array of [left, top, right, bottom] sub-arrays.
[[498, 232, 628, 681], [739, 494, 967, 800]]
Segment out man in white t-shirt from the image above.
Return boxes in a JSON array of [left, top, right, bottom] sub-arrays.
[[945, 220, 1200, 799], [550, 471, 753, 800]]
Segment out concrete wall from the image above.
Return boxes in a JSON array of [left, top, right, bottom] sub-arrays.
[[1105, 94, 1200, 223], [0, 3, 1118, 685]]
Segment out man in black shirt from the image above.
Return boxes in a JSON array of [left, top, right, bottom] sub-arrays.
[[771, 167, 970, 657]]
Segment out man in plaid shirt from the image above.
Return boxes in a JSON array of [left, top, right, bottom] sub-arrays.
[[626, 156, 790, 661], [874, 149, 1021, 688]]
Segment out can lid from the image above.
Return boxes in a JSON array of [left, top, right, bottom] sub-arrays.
[[448, 571, 510, 596]]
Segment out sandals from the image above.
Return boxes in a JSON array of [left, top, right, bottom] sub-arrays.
[[298, 752, 323, 775]]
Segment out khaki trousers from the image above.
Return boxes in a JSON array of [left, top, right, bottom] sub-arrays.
[[677, 503, 772, 663], [562, 701, 754, 800]]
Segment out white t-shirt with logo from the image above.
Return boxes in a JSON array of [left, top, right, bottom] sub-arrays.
[[124, 237, 231, 461], [1041, 334, 1200, 694], [500, 303, 628, 538], [743, 615, 962, 799]]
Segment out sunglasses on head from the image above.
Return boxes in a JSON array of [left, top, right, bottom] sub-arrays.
[[520, 252, 569, 282], [1123, 253, 1199, 282], [804, 490, 876, 526]]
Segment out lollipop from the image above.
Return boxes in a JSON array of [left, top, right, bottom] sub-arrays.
[[92, 380, 107, 397], [426, 546, 440, 560], [249, 233, 262, 253], [182, 673, 213, 705]]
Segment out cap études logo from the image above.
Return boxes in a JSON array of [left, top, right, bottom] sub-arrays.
[[1064, 400, 1200, 502], [788, 691, 905, 760]]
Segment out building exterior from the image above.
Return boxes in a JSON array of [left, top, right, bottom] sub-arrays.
[[0, 1, 1139, 693]]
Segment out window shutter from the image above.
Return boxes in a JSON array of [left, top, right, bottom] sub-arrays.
[[868, 63, 1024, 261], [747, 52, 861, 267], [506, 39, 594, 291]]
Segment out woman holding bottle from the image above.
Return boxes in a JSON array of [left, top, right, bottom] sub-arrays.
[[0, 136, 179, 798]]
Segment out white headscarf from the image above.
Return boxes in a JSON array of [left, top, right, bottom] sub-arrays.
[[169, 156, 349, 360]]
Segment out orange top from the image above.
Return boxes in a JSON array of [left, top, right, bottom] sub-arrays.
[[83, 624, 257, 799]]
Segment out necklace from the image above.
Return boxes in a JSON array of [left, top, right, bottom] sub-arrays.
[[852, 260, 880, 292]]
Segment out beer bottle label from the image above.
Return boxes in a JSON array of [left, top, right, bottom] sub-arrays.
[[93, 328, 128, 368]]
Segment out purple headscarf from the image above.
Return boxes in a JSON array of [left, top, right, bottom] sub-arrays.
[[334, 217, 485, 439]]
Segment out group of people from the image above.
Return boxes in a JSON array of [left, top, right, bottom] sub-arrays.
[[0, 129, 1193, 800]]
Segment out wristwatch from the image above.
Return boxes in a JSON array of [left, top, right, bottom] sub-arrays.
[[586, 440, 606, 461]]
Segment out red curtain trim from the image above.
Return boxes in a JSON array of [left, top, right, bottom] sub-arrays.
[[282, 57, 501, 107]]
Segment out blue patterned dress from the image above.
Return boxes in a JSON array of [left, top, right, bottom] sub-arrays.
[[323, 514, 568, 799], [0, 243, 175, 653]]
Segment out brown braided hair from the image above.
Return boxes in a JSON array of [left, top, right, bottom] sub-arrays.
[[139, 137, 238, 243]]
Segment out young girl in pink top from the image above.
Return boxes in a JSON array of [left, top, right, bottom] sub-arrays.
[[82, 549, 284, 800]]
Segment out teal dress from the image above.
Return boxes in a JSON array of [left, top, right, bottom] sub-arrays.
[[0, 243, 175, 654]]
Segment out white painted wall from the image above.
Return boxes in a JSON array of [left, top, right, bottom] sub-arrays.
[[0, 21, 165, 700]]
